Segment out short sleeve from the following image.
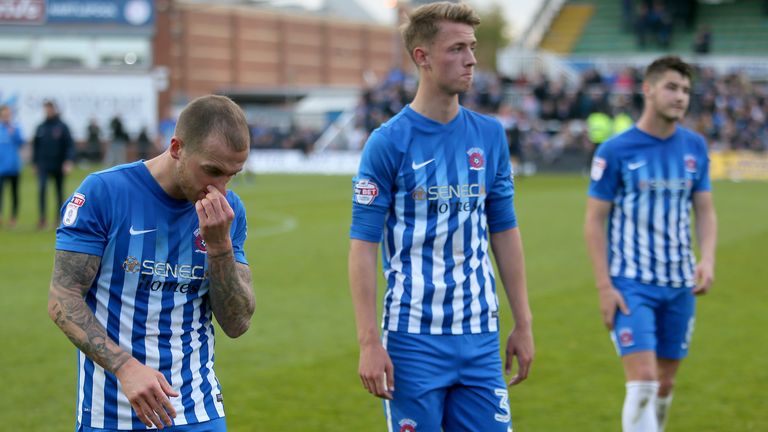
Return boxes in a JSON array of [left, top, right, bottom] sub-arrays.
[[485, 124, 518, 233], [693, 135, 711, 193], [349, 130, 401, 242], [588, 141, 621, 201], [228, 192, 249, 265], [56, 174, 111, 257]]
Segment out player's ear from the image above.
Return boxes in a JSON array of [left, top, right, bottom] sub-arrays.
[[641, 80, 652, 97], [413, 47, 429, 69], [169, 136, 183, 160]]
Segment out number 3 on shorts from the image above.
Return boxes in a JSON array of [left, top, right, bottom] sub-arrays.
[[494, 388, 511, 423]]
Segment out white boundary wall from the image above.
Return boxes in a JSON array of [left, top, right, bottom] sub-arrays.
[[246, 149, 360, 175], [0, 72, 157, 141]]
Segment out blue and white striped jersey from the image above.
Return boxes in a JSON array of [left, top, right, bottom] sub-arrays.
[[588, 126, 711, 288], [56, 161, 248, 429], [350, 106, 518, 335]]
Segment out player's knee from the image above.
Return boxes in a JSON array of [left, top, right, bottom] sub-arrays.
[[658, 377, 675, 395], [626, 366, 656, 382]]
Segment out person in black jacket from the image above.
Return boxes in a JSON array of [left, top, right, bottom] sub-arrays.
[[33, 100, 74, 230]]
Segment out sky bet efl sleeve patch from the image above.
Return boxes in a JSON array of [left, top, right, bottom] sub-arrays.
[[590, 157, 606, 181], [62, 192, 86, 226], [353, 179, 379, 205]]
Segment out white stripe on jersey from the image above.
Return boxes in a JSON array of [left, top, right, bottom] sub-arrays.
[[621, 189, 637, 279], [189, 300, 210, 422], [450, 225, 466, 334], [91, 250, 116, 429], [385, 193, 407, 331], [116, 280, 138, 429], [679, 198, 694, 284], [77, 352, 86, 427], [467, 208, 483, 333], [653, 189, 669, 285], [407, 198, 428, 333], [169, 292, 186, 421], [667, 191, 682, 287], [204, 326, 225, 419], [479, 210, 499, 332], [637, 186, 654, 283], [428, 204, 451, 334], [609, 197, 623, 276]]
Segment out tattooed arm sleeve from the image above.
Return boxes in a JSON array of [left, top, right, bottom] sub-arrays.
[[47, 250, 132, 374], [206, 255, 255, 339]]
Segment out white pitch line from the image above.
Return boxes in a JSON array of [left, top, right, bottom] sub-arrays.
[[249, 210, 299, 239]]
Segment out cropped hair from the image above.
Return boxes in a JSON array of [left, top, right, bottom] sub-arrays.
[[401, 1, 480, 62], [175, 95, 250, 152], [644, 56, 693, 83]]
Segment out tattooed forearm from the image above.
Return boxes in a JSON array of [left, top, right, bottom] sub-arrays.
[[48, 251, 132, 374], [207, 252, 255, 338]]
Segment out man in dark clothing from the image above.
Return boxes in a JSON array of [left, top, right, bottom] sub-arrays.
[[33, 100, 74, 230]]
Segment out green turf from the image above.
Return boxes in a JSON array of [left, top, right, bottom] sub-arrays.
[[0, 168, 766, 430]]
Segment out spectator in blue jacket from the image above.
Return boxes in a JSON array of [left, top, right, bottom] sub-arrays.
[[32, 100, 74, 230], [0, 105, 25, 228]]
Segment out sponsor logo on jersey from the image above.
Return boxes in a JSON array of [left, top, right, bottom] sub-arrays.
[[684, 154, 697, 173], [193, 228, 207, 254], [618, 327, 634, 347], [411, 183, 485, 214], [122, 256, 207, 280], [467, 147, 485, 171], [411, 183, 485, 201], [638, 178, 692, 191], [399, 419, 417, 432], [411, 187, 427, 201], [62, 193, 85, 226], [354, 179, 379, 205], [591, 157, 606, 181], [122, 256, 141, 273]]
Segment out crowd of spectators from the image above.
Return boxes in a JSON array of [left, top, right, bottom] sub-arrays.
[[208, 62, 768, 166], [348, 65, 768, 169]]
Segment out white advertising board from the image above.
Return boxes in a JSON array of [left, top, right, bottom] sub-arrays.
[[0, 72, 156, 141]]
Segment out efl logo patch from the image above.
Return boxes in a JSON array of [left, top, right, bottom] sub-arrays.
[[618, 327, 635, 347], [62, 193, 85, 226], [467, 147, 485, 171], [684, 154, 697, 173], [399, 418, 417, 432], [591, 157, 606, 181], [193, 228, 207, 254], [354, 179, 379, 205]]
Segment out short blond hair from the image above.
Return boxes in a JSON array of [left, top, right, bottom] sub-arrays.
[[401, 2, 480, 63]]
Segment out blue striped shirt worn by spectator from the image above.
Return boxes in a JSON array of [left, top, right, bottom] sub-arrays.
[[56, 161, 248, 430], [588, 126, 711, 288], [350, 105, 517, 335]]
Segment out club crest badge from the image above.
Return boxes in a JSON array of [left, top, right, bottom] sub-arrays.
[[399, 418, 417, 432], [618, 327, 634, 347], [62, 193, 85, 226], [467, 147, 485, 171], [684, 154, 697, 173], [194, 228, 207, 254]]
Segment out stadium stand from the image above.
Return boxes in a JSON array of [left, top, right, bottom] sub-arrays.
[[552, 0, 768, 55], [539, 4, 596, 54]]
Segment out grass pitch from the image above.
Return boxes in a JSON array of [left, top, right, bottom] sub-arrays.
[[0, 168, 765, 431]]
